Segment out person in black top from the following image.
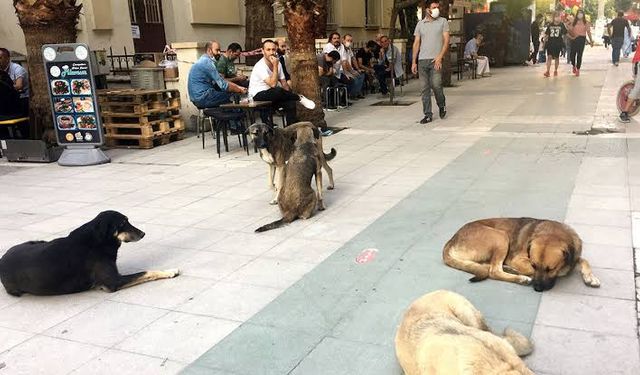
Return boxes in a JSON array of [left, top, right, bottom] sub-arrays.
[[0, 70, 20, 117], [276, 39, 291, 85], [356, 41, 377, 93], [608, 11, 632, 66], [529, 13, 542, 64], [543, 12, 567, 78]]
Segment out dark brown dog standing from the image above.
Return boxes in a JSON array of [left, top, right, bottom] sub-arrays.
[[248, 122, 336, 204], [442, 218, 600, 292], [255, 126, 325, 232]]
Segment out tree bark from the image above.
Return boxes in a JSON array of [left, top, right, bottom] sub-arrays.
[[13, 0, 82, 141], [283, 0, 327, 129], [245, 0, 275, 65]]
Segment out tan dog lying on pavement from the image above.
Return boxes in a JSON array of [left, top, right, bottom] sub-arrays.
[[248, 122, 336, 205], [395, 290, 534, 375], [443, 218, 600, 292], [255, 125, 325, 232]]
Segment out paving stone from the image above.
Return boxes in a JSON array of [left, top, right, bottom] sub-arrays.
[[535, 292, 637, 337], [117, 312, 239, 363], [290, 337, 401, 375], [45, 301, 168, 347], [0, 335, 104, 375], [527, 325, 640, 375], [191, 323, 322, 375], [73, 349, 185, 374]]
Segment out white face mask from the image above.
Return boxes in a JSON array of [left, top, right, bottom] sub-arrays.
[[344, 42, 352, 48], [430, 8, 440, 19], [577, 14, 584, 19]]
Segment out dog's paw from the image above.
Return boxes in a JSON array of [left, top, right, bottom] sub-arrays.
[[269, 199, 278, 205], [519, 276, 532, 285], [327, 185, 335, 190], [583, 274, 601, 288], [164, 268, 181, 278]]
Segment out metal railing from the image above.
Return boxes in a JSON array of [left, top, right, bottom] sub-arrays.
[[108, 46, 135, 75]]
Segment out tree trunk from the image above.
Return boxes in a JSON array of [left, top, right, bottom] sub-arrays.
[[13, 0, 82, 141], [283, 0, 327, 129], [245, 0, 275, 65], [313, 0, 328, 39], [439, 0, 452, 87]]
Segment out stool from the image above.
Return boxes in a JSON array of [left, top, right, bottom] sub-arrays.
[[203, 108, 248, 157], [324, 86, 348, 111], [0, 116, 28, 139]]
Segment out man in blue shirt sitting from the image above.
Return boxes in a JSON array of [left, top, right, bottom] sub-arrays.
[[464, 32, 490, 77], [188, 40, 247, 109]]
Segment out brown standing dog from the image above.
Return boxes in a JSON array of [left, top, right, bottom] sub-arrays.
[[395, 290, 534, 375], [248, 122, 336, 205], [443, 218, 600, 292], [255, 125, 325, 232]]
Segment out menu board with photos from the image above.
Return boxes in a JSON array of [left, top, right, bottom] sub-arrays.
[[43, 44, 104, 146]]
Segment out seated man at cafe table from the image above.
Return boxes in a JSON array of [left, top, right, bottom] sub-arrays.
[[248, 39, 315, 125], [188, 40, 247, 109], [217, 42, 249, 88]]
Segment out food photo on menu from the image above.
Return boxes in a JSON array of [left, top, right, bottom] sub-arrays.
[[54, 97, 73, 113], [71, 79, 91, 95], [51, 80, 70, 95], [73, 97, 94, 113], [77, 115, 97, 130], [56, 114, 76, 130]]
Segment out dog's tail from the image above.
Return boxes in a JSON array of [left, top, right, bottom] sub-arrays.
[[324, 148, 337, 161], [503, 328, 534, 357], [255, 218, 286, 233]]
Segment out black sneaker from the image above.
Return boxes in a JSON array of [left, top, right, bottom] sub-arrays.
[[619, 112, 631, 123], [420, 115, 433, 124], [439, 107, 447, 119]]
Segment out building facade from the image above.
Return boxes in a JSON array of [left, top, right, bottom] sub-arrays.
[[1, 0, 447, 57]]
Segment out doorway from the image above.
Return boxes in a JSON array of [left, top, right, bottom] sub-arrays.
[[129, 0, 167, 53]]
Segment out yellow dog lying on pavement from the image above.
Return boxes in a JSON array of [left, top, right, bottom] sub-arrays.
[[395, 290, 534, 375], [443, 218, 600, 292]]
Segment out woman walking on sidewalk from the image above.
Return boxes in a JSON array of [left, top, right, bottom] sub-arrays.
[[566, 9, 594, 77], [543, 13, 567, 78]]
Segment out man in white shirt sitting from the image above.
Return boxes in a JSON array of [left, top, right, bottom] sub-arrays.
[[248, 39, 314, 125], [464, 32, 490, 77]]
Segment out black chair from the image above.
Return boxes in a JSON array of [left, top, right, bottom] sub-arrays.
[[457, 58, 478, 80], [203, 108, 248, 157]]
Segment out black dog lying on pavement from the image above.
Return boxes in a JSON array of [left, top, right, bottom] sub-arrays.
[[0, 210, 179, 296]]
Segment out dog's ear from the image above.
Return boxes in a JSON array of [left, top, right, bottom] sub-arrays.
[[94, 211, 124, 242]]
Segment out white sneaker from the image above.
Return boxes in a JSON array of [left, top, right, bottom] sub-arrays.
[[299, 95, 316, 110]]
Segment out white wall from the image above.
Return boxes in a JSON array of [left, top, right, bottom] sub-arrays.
[[163, 0, 246, 51], [0, 1, 26, 55]]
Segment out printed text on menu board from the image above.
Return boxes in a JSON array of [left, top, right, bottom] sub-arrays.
[[47, 61, 101, 145]]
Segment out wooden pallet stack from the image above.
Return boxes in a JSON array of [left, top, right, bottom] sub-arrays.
[[97, 89, 185, 149]]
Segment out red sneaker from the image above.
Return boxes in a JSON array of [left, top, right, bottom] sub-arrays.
[[576, 69, 580, 77], [554, 71, 558, 76], [543, 71, 550, 78], [572, 66, 577, 74]]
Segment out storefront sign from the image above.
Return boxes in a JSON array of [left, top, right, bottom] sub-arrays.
[[42, 44, 104, 147]]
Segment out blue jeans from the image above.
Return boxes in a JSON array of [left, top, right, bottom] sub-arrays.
[[193, 88, 231, 109], [347, 74, 365, 96], [418, 59, 446, 116], [612, 37, 624, 64]]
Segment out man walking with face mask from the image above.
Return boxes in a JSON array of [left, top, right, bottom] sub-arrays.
[[411, 0, 449, 124]]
